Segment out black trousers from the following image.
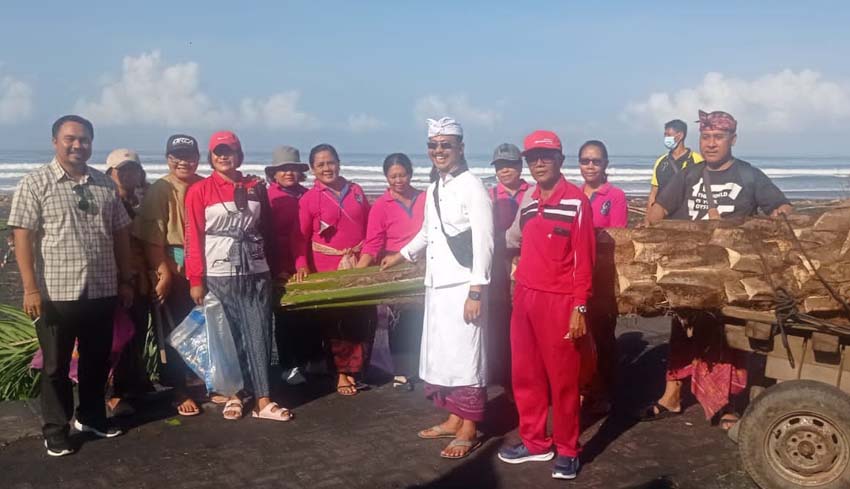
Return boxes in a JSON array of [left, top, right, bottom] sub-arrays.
[[274, 309, 323, 370], [37, 296, 116, 439]]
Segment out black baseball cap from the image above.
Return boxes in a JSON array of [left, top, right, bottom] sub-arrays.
[[166, 134, 200, 156]]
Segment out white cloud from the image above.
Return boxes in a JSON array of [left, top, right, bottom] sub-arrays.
[[622, 70, 850, 132], [0, 70, 33, 124], [346, 113, 385, 133], [414, 95, 502, 129], [240, 92, 319, 130], [75, 51, 318, 130]]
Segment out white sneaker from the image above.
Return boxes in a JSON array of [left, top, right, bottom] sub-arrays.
[[72, 419, 122, 438]]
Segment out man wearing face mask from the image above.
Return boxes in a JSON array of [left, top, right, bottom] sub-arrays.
[[645, 119, 703, 217]]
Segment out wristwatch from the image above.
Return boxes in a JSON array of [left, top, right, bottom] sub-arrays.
[[468, 291, 482, 301], [574, 304, 587, 314]]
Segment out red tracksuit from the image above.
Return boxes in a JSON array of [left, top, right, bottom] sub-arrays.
[[512, 176, 595, 457]]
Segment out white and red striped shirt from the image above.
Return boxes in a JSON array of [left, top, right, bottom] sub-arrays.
[[185, 171, 271, 287]]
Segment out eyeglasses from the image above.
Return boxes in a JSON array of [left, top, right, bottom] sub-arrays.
[[579, 158, 607, 166], [72, 184, 90, 212], [427, 141, 455, 150]]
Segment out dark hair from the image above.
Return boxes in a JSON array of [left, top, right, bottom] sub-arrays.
[[578, 140, 609, 161], [579, 140, 609, 183], [382, 153, 413, 176], [309, 143, 340, 168], [52, 115, 94, 139], [664, 119, 688, 138]]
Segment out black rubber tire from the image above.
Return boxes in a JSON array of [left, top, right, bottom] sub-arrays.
[[738, 380, 850, 489]]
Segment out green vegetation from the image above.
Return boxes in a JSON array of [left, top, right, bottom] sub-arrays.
[[0, 304, 39, 400]]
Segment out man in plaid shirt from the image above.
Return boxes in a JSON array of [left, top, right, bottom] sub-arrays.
[[9, 115, 134, 456]]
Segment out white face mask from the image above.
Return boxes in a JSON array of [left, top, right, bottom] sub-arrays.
[[663, 136, 678, 150]]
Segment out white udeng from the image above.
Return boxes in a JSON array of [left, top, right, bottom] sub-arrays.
[[400, 169, 494, 387]]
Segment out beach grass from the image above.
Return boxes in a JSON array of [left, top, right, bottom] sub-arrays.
[[0, 304, 39, 400]]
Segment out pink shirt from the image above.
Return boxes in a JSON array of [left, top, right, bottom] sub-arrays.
[[266, 183, 308, 276], [295, 178, 370, 272], [583, 182, 628, 228], [362, 188, 425, 258]]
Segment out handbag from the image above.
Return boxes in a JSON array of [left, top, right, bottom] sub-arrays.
[[432, 182, 474, 269]]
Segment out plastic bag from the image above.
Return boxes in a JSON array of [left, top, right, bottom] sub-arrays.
[[167, 293, 243, 396], [203, 293, 244, 396]]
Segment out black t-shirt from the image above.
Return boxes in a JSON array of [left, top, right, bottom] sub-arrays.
[[656, 158, 790, 220]]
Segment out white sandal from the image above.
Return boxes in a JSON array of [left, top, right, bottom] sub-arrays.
[[222, 399, 243, 420], [251, 402, 293, 422]]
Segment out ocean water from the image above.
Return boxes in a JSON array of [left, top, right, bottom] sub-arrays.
[[1, 149, 849, 199]]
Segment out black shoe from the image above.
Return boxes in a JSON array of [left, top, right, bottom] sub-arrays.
[[73, 419, 122, 438], [44, 436, 75, 457], [552, 455, 580, 480]]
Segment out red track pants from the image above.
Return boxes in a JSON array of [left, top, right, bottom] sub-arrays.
[[511, 283, 582, 457]]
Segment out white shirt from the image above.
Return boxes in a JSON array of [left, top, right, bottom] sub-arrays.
[[401, 168, 494, 288]]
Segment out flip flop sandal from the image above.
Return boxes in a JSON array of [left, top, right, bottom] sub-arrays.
[[440, 439, 482, 460], [418, 425, 458, 440], [719, 414, 739, 431], [638, 402, 681, 422], [251, 402, 294, 422], [336, 383, 359, 396], [222, 399, 243, 420], [209, 394, 229, 405], [174, 398, 201, 417], [393, 378, 414, 392]]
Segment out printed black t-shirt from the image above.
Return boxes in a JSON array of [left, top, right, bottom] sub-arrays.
[[656, 158, 790, 220]]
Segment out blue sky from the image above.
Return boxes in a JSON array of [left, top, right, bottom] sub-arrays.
[[1, 1, 849, 157]]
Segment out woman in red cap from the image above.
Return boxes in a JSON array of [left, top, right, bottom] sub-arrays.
[[184, 131, 292, 421], [293, 143, 374, 396]]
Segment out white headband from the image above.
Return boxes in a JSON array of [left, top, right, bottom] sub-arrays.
[[426, 117, 463, 138]]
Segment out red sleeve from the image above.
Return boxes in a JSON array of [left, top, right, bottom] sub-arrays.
[[294, 192, 314, 271], [571, 195, 596, 305], [263, 187, 283, 277], [184, 181, 207, 287], [609, 188, 629, 228], [362, 200, 387, 257]]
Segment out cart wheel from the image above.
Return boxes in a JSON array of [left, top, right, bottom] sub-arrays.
[[738, 380, 850, 489]]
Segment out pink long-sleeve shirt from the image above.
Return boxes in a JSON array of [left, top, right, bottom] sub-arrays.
[[362, 188, 425, 258], [583, 182, 628, 228], [294, 178, 370, 272], [266, 183, 308, 276]]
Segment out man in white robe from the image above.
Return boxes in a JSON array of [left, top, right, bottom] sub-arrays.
[[382, 116, 493, 459]]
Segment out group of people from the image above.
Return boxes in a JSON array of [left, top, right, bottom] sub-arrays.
[[8, 108, 791, 481]]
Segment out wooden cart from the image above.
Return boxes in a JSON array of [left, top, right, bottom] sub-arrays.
[[723, 306, 850, 489]]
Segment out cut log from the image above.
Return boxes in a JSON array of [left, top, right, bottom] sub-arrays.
[[279, 200, 850, 324]]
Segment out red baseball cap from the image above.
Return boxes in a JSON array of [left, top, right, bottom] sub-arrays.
[[522, 130, 562, 155], [208, 131, 242, 152]]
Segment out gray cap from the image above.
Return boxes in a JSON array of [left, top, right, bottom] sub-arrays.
[[265, 145, 309, 180], [490, 143, 522, 165]]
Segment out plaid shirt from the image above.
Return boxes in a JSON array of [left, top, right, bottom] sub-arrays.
[[7, 159, 131, 301]]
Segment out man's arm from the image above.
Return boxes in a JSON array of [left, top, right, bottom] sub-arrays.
[[13, 228, 41, 319], [645, 202, 669, 225], [646, 185, 659, 214]]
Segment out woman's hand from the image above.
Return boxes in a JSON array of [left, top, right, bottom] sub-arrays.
[[380, 253, 405, 271], [190, 285, 206, 306], [294, 267, 310, 283], [154, 269, 173, 304]]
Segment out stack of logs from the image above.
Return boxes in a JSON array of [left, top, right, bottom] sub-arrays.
[[602, 201, 850, 322]]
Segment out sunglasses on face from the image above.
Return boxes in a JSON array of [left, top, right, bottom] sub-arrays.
[[579, 158, 607, 166], [427, 141, 455, 150], [72, 184, 91, 212], [525, 154, 559, 164], [213, 146, 236, 158]]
